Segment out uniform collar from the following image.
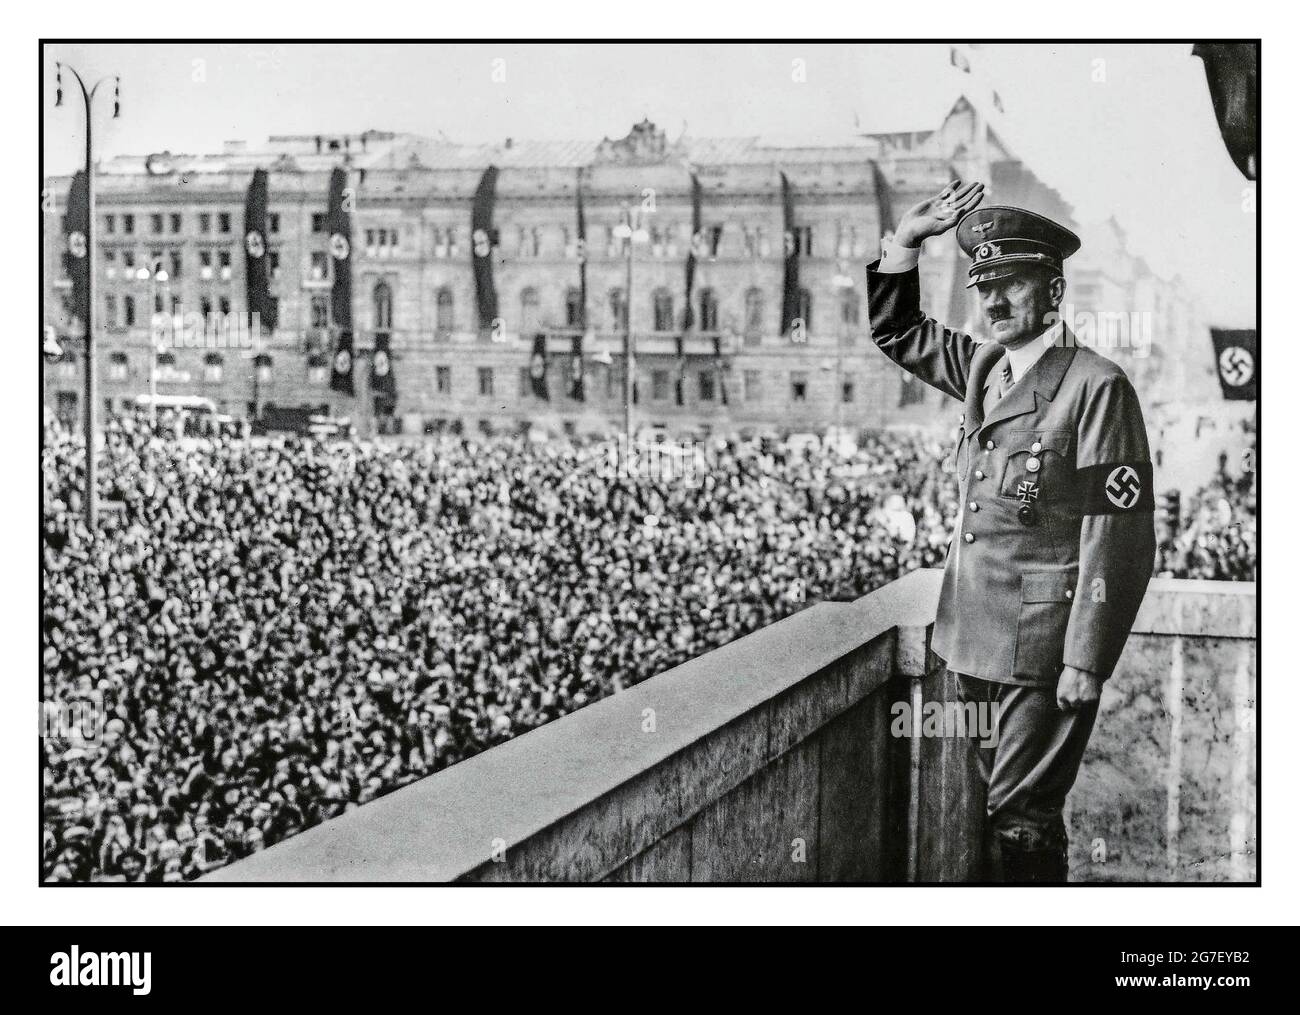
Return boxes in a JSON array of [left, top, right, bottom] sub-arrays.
[[975, 328, 1076, 433], [1006, 320, 1062, 382]]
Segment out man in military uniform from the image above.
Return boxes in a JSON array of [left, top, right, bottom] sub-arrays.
[[867, 180, 1156, 883]]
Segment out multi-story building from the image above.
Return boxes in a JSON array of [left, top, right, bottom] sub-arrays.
[[42, 98, 1206, 442]]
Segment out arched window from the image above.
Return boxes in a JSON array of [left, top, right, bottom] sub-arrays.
[[797, 288, 813, 333], [436, 288, 454, 333], [652, 288, 674, 332], [373, 281, 393, 331], [520, 287, 540, 334], [699, 288, 719, 332], [609, 288, 627, 332]]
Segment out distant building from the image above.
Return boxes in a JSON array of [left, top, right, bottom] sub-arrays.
[[42, 94, 1203, 440]]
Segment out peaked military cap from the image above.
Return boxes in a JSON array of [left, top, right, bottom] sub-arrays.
[[956, 205, 1082, 288]]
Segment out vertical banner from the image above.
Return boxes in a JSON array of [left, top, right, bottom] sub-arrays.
[[570, 333, 584, 402], [871, 160, 897, 240], [243, 169, 278, 332], [62, 170, 89, 335], [327, 166, 354, 395], [779, 172, 799, 337], [714, 334, 728, 406], [529, 331, 549, 401], [575, 166, 588, 334], [1210, 328, 1257, 400], [471, 165, 500, 332], [372, 331, 396, 411], [678, 173, 703, 405]]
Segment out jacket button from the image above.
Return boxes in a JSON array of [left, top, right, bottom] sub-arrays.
[[1026, 457, 1041, 473], [968, 501, 979, 512], [985, 440, 995, 451], [964, 532, 975, 543], [1031, 441, 1042, 453], [974, 470, 984, 480]]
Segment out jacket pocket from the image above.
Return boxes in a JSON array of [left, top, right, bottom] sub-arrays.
[[999, 427, 1073, 501], [1013, 567, 1077, 680]]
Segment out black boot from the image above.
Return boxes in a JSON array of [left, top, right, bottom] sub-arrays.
[[991, 825, 1069, 884]]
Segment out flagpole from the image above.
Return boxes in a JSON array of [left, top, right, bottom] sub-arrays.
[[614, 203, 648, 439], [55, 62, 120, 533]]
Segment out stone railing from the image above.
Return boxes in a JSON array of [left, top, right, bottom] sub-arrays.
[[206, 571, 1256, 883]]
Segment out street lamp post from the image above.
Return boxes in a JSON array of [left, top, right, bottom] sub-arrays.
[[55, 62, 119, 532], [613, 203, 649, 439]]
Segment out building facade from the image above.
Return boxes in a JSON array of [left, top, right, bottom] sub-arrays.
[[43, 101, 1206, 441]]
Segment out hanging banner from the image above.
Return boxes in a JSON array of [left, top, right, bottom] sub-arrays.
[[1210, 328, 1257, 400], [780, 172, 799, 337], [243, 169, 278, 332], [62, 170, 89, 336], [471, 165, 500, 332]]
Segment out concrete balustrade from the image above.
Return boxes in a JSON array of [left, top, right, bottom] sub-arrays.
[[206, 571, 1256, 883]]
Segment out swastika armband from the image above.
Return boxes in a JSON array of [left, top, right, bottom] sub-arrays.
[[1077, 462, 1154, 514]]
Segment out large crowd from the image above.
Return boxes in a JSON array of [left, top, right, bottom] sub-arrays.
[[41, 413, 1255, 882]]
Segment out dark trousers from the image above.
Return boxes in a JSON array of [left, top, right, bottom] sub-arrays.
[[955, 673, 1099, 884]]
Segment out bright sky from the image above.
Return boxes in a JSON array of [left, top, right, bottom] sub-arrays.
[[42, 42, 1255, 325]]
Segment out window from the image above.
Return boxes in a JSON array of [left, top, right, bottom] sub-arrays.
[[565, 288, 584, 328], [310, 251, 329, 280], [198, 213, 211, 234], [373, 281, 393, 331], [698, 370, 715, 402], [169, 250, 182, 279], [150, 213, 164, 234], [519, 367, 532, 397], [653, 289, 674, 332], [310, 294, 329, 328], [744, 288, 763, 343], [108, 352, 128, 381], [219, 297, 231, 315], [699, 288, 719, 332], [708, 225, 723, 257], [254, 354, 273, 384], [201, 296, 214, 317], [104, 214, 116, 235], [790, 371, 808, 402], [743, 369, 762, 402], [609, 289, 627, 332], [307, 354, 328, 385], [842, 378, 855, 403], [477, 367, 494, 396], [204, 352, 224, 384], [122, 214, 134, 235], [218, 213, 232, 234], [795, 226, 814, 257], [839, 289, 860, 327], [104, 295, 117, 328], [652, 370, 669, 401], [123, 295, 136, 327], [269, 213, 280, 235], [218, 250, 232, 270], [436, 288, 454, 333], [311, 213, 327, 234], [268, 250, 280, 279], [170, 213, 182, 234], [519, 288, 540, 334], [797, 288, 813, 332], [436, 366, 452, 394]]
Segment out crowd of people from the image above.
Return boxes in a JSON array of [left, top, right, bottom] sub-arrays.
[[41, 412, 1255, 881]]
